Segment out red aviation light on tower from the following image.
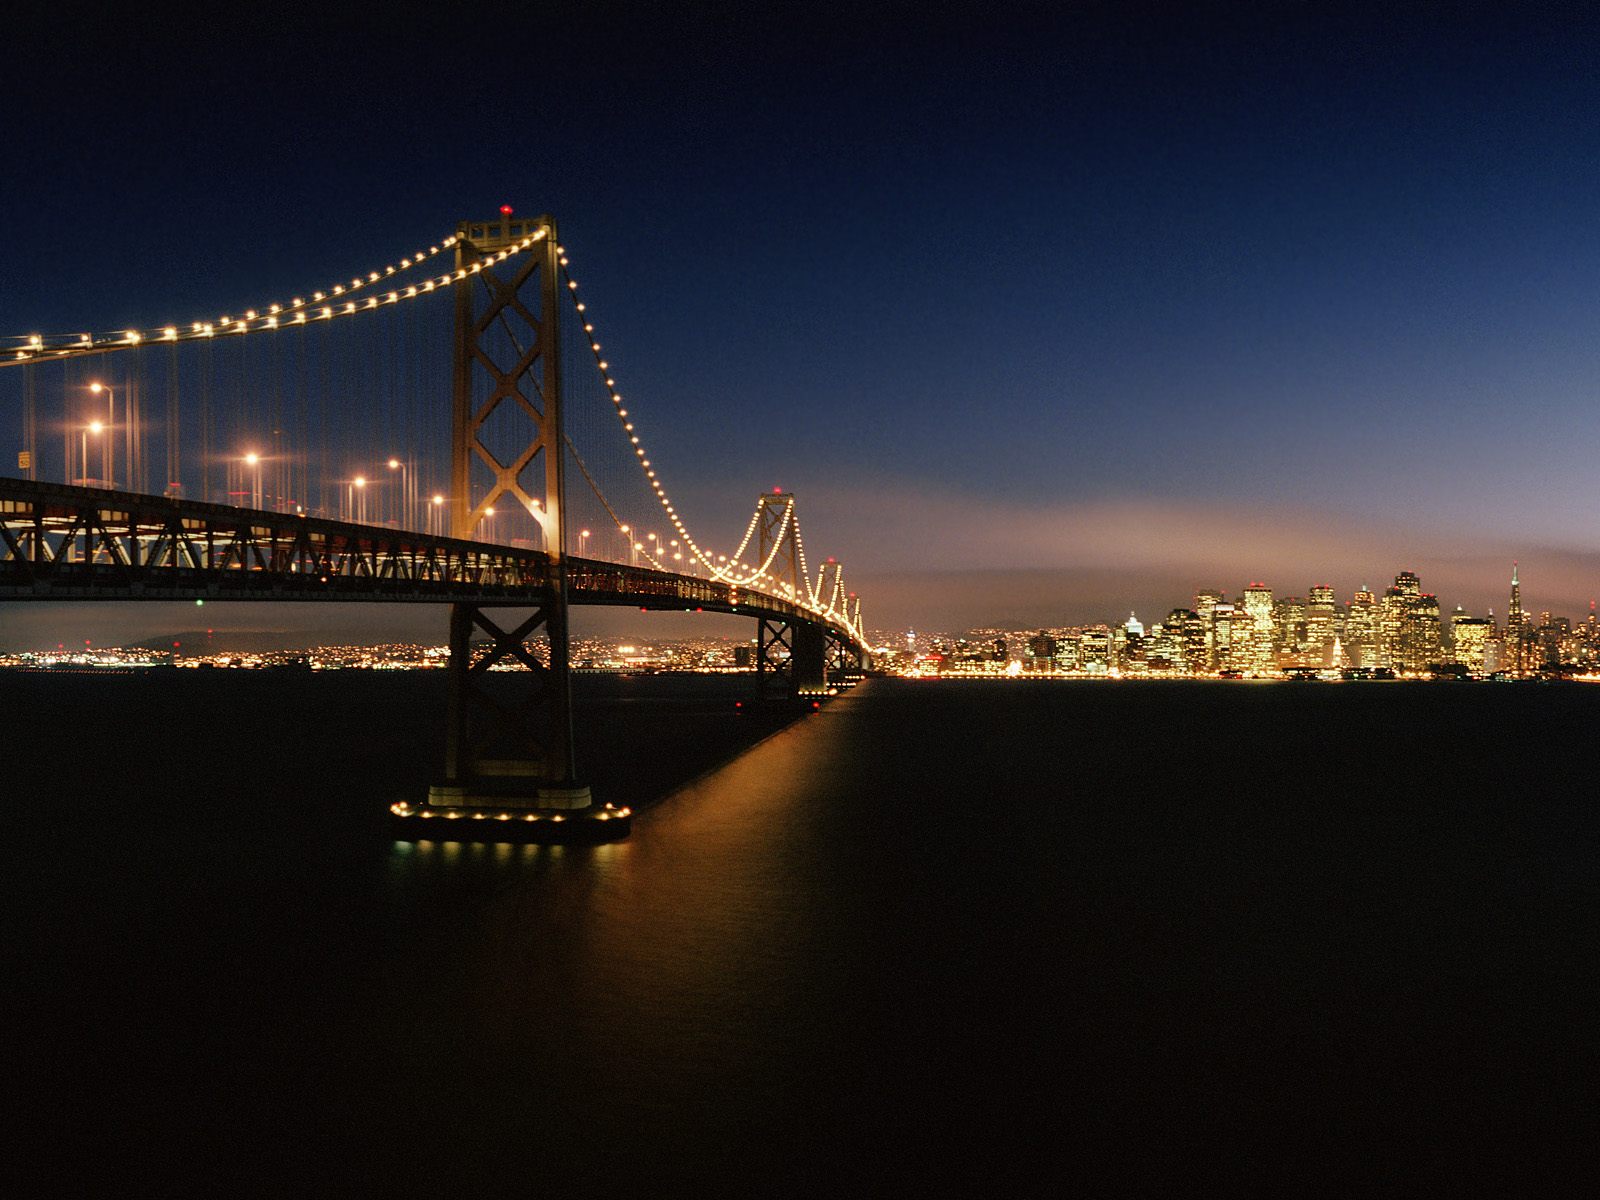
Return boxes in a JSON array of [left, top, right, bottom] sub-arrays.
[[773, 486, 783, 494], [499, 205, 514, 216]]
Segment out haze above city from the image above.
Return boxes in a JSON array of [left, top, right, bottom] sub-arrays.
[[6, 6, 1600, 643]]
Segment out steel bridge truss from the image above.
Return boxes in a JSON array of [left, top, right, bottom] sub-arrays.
[[0, 479, 551, 602]]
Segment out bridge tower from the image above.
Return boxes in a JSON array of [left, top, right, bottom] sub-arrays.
[[754, 491, 828, 699], [424, 210, 611, 828]]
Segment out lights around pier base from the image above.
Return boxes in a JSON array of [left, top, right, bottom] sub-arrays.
[[390, 797, 632, 842]]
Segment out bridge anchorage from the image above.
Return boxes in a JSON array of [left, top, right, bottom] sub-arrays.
[[1, 208, 870, 843]]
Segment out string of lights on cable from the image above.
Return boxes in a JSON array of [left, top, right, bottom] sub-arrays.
[[5, 230, 547, 364], [558, 245, 837, 603]]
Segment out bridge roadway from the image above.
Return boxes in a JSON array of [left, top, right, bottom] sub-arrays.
[[0, 477, 862, 647]]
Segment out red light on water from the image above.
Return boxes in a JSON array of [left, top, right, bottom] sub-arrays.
[[811, 701, 821, 711]]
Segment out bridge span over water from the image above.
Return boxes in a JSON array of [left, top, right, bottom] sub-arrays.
[[1, 211, 870, 839]]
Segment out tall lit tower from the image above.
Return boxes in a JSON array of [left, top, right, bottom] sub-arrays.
[[1346, 586, 1377, 667], [1195, 589, 1223, 670], [1306, 584, 1338, 666], [1507, 561, 1526, 677], [1242, 582, 1275, 675]]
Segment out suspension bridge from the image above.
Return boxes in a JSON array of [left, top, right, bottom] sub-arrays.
[[0, 210, 870, 840]]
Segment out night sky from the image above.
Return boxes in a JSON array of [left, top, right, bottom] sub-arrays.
[[5, 3, 1600, 645]]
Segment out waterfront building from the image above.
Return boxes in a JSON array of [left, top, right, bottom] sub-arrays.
[[1345, 587, 1378, 667], [1305, 584, 1339, 666], [1273, 595, 1307, 662], [1451, 611, 1492, 675], [1025, 632, 1056, 671], [1053, 634, 1081, 673], [1195, 589, 1224, 669], [1242, 583, 1275, 675], [1166, 607, 1208, 675], [1079, 628, 1112, 674], [1400, 593, 1443, 672], [1142, 621, 1182, 673], [1379, 572, 1420, 668], [1225, 604, 1257, 673]]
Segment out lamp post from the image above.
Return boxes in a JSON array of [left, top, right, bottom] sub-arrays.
[[579, 528, 591, 558], [387, 457, 409, 529], [88, 382, 114, 488], [430, 493, 445, 537], [81, 420, 104, 487], [347, 475, 367, 523], [244, 452, 262, 509]]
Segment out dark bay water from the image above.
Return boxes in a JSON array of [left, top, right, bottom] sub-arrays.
[[5, 674, 1599, 1193]]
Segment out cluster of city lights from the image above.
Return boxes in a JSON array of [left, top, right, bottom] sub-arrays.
[[6, 229, 547, 363], [556, 246, 864, 643]]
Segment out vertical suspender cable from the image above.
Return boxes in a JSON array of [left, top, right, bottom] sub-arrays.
[[22, 363, 36, 480], [200, 340, 212, 502], [167, 342, 179, 495]]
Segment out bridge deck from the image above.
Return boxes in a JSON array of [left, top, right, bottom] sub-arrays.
[[0, 478, 860, 645]]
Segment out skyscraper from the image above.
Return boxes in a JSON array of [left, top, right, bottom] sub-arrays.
[[1305, 584, 1339, 666], [1506, 562, 1527, 677], [1195, 589, 1223, 670], [1400, 592, 1443, 672], [1451, 608, 1492, 675], [1273, 595, 1307, 661], [1242, 583, 1275, 675], [1345, 587, 1378, 667]]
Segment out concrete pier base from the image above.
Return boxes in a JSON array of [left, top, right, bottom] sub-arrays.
[[392, 783, 630, 843]]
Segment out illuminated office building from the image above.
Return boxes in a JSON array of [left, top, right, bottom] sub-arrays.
[[1166, 608, 1208, 674], [1305, 584, 1339, 666], [1025, 632, 1056, 671], [1451, 609, 1492, 675], [1079, 628, 1112, 674], [1053, 634, 1081, 672], [1195, 589, 1223, 668], [1273, 595, 1307, 660], [1400, 592, 1443, 672], [1379, 571, 1420, 668], [1345, 587, 1378, 666], [1242, 583, 1275, 675], [1211, 602, 1237, 671]]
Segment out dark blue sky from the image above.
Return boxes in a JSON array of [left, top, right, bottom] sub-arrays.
[[5, 3, 1600, 640]]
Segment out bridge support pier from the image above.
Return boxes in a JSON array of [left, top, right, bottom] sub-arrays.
[[391, 210, 629, 842], [755, 617, 829, 703], [393, 590, 630, 840]]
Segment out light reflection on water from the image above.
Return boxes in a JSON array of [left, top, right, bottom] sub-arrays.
[[13, 676, 1600, 1193]]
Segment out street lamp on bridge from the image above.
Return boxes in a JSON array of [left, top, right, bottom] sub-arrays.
[[347, 475, 367, 523], [78, 420, 105, 488], [87, 382, 115, 487], [243, 451, 262, 509], [387, 456, 412, 529]]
